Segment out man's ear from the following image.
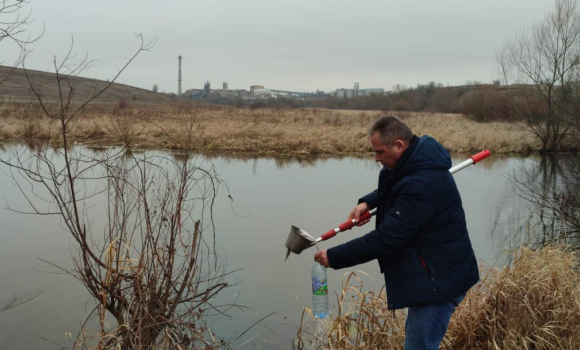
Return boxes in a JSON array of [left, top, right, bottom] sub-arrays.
[[394, 139, 405, 152]]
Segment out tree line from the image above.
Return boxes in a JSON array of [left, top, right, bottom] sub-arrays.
[[246, 83, 514, 123]]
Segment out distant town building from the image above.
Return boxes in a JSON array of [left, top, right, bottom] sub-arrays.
[[360, 88, 385, 96], [184, 81, 383, 102], [335, 88, 355, 98], [254, 89, 277, 98], [250, 85, 265, 94], [184, 87, 250, 100], [334, 87, 384, 98]]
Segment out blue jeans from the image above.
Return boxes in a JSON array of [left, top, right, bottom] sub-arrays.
[[404, 292, 466, 350]]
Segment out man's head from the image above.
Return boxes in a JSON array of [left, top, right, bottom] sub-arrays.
[[369, 116, 414, 170]]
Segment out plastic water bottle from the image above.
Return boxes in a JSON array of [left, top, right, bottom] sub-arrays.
[[311, 262, 329, 318]]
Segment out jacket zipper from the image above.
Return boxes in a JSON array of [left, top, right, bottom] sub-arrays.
[[416, 251, 436, 285], [418, 255, 430, 274]]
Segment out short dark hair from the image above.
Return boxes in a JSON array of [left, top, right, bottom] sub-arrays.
[[369, 115, 413, 146]]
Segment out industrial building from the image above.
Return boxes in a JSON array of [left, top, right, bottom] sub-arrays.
[[176, 57, 384, 101], [333, 87, 385, 98], [359, 88, 385, 95], [250, 85, 265, 94], [253, 89, 277, 98]]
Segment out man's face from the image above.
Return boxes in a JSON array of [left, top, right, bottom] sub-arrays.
[[370, 132, 405, 170]]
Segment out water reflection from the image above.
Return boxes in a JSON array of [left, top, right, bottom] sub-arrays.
[[491, 153, 580, 253], [201, 152, 368, 169]]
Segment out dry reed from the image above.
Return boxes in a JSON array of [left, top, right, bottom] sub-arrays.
[[296, 246, 580, 350], [0, 102, 552, 155]]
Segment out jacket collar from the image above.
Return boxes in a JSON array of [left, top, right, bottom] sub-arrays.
[[389, 135, 419, 180]]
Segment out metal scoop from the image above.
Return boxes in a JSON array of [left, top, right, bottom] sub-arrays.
[[284, 225, 317, 261], [284, 209, 375, 261]]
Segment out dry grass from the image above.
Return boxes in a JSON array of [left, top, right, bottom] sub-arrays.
[[0, 101, 552, 155], [0, 65, 177, 104], [295, 246, 580, 350]]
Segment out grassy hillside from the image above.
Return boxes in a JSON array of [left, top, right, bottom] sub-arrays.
[[0, 65, 178, 104]]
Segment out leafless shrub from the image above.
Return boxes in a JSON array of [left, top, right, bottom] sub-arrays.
[[17, 119, 40, 140], [462, 88, 514, 122], [0, 36, 254, 349], [106, 111, 141, 147], [86, 121, 106, 139]]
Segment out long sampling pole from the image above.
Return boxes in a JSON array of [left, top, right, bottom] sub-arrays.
[[315, 150, 491, 243]]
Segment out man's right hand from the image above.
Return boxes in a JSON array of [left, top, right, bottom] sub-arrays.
[[348, 202, 370, 227]]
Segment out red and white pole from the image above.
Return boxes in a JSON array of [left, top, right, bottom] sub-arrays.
[[317, 149, 491, 243]]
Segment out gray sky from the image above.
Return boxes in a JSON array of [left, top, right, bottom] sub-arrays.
[[3, 0, 555, 93]]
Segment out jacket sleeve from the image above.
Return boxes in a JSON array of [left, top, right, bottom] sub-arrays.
[[327, 181, 435, 270], [359, 189, 379, 208], [359, 167, 388, 208]]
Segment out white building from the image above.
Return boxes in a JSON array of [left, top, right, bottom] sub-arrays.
[[335, 87, 384, 98], [360, 88, 385, 96], [253, 89, 277, 98], [335, 88, 355, 98]]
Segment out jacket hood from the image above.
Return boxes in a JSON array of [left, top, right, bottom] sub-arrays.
[[401, 135, 451, 174]]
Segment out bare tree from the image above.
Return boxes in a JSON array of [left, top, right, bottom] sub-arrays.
[[498, 0, 580, 152], [0, 37, 257, 348], [0, 0, 43, 85]]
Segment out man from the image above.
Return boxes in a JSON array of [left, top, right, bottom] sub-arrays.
[[314, 116, 479, 349]]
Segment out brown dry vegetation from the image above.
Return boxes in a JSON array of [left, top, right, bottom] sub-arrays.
[[0, 65, 177, 104], [0, 101, 555, 155], [296, 246, 580, 350]]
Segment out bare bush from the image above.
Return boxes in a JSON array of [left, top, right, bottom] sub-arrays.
[[0, 36, 251, 348], [86, 121, 106, 139], [17, 119, 40, 140], [106, 111, 141, 147], [462, 88, 514, 122]]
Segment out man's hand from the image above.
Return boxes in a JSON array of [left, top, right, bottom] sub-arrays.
[[314, 250, 330, 268], [348, 202, 370, 227]]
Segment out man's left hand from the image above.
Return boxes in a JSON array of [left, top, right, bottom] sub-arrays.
[[314, 250, 330, 268]]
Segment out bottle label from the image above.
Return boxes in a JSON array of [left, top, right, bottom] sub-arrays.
[[312, 277, 328, 295]]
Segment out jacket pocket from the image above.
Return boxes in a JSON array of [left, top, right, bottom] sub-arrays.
[[415, 249, 437, 292], [385, 246, 428, 281]]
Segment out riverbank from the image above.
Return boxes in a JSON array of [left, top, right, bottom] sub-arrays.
[[0, 102, 567, 155], [296, 246, 580, 350]]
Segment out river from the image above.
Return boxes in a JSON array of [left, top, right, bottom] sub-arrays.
[[0, 145, 575, 349]]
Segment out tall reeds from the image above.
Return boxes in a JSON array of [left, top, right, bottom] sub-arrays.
[[0, 102, 550, 155], [296, 246, 580, 350]]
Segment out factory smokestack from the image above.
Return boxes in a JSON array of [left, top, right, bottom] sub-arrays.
[[178, 56, 182, 96]]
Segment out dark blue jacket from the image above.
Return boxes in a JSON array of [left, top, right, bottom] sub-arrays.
[[327, 135, 479, 310]]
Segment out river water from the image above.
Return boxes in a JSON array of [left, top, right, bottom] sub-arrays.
[[0, 145, 573, 349]]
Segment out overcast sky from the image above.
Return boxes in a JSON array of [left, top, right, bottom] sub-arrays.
[[2, 0, 555, 93]]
